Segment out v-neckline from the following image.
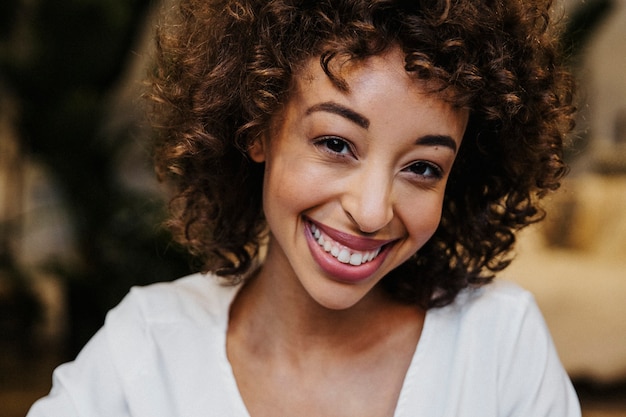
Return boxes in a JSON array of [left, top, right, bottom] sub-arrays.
[[216, 282, 433, 417]]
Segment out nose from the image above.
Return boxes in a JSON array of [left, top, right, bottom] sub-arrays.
[[341, 166, 394, 234]]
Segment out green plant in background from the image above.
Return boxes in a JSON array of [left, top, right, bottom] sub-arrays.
[[560, 0, 614, 162], [0, 0, 191, 357], [562, 0, 613, 63]]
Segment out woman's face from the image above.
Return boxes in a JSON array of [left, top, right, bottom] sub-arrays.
[[249, 47, 469, 310]]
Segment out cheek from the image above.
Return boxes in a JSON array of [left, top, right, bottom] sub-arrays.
[[399, 194, 445, 243], [263, 157, 326, 214]]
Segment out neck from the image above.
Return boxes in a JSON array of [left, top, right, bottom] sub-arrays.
[[228, 260, 420, 362]]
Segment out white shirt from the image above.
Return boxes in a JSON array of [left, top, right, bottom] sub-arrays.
[[28, 273, 581, 416]]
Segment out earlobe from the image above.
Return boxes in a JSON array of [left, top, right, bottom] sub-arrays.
[[247, 138, 266, 163]]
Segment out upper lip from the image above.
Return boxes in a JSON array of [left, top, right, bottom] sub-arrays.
[[306, 218, 397, 251]]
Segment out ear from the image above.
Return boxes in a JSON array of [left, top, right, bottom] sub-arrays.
[[247, 137, 266, 163]]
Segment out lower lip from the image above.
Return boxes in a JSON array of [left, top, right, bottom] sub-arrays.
[[304, 222, 391, 284]]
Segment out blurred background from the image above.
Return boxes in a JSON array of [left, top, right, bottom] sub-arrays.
[[0, 0, 624, 416]]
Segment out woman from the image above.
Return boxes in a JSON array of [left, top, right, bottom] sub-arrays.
[[29, 0, 579, 415]]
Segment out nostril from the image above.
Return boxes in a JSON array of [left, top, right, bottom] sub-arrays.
[[340, 174, 394, 234], [343, 204, 394, 235]]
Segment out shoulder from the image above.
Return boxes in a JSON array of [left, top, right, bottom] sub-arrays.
[[410, 280, 580, 416], [101, 273, 241, 378], [431, 279, 538, 329], [100, 274, 241, 409], [459, 278, 535, 308], [108, 272, 240, 327], [421, 279, 553, 383], [27, 275, 244, 416]]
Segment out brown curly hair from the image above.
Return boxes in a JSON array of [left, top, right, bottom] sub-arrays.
[[149, 0, 575, 309]]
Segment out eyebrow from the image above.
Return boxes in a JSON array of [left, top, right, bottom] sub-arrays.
[[306, 101, 458, 153], [306, 102, 370, 129], [416, 134, 458, 153]]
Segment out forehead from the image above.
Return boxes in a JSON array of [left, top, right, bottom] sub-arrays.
[[293, 47, 458, 109], [290, 47, 467, 122]]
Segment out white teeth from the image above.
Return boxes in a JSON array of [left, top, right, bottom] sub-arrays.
[[310, 223, 383, 266], [349, 253, 363, 266], [338, 249, 351, 263]]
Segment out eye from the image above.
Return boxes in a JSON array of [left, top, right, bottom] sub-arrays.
[[404, 161, 443, 180], [315, 136, 353, 156]]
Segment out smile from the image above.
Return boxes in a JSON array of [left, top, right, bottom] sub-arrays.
[[304, 219, 396, 283], [310, 223, 381, 266]]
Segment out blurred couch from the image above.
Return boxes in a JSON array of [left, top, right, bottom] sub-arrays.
[[505, 174, 626, 383]]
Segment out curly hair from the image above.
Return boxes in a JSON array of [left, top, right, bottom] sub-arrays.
[[149, 0, 575, 309]]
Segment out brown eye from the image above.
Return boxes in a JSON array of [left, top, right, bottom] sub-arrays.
[[405, 161, 443, 179], [317, 136, 352, 155]]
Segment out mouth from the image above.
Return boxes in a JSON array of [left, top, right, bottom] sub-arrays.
[[310, 223, 385, 266], [304, 219, 396, 283]]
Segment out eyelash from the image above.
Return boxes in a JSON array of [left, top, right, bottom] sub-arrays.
[[314, 136, 444, 180], [315, 136, 353, 156], [403, 161, 443, 180]]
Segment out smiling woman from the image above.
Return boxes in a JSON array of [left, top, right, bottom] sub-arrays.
[[27, 0, 579, 416], [245, 49, 467, 312]]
